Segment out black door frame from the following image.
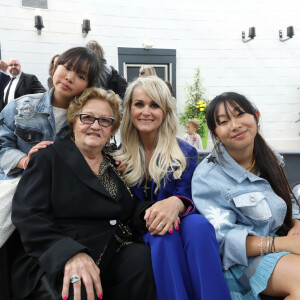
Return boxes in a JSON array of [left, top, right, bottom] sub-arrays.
[[118, 47, 176, 96]]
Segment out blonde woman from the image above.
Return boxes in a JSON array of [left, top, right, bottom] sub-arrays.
[[116, 76, 230, 300], [139, 65, 157, 77]]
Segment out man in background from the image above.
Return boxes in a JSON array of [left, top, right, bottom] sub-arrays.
[[0, 58, 46, 111], [86, 40, 127, 100]]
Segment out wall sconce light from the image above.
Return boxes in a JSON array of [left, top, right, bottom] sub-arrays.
[[279, 26, 294, 42], [142, 41, 154, 49], [82, 19, 91, 38], [242, 27, 256, 42], [34, 10, 44, 35]]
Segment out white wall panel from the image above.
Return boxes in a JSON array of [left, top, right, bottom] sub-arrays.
[[0, 0, 299, 149]]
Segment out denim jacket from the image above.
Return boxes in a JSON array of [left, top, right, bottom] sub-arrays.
[[192, 143, 300, 270], [0, 89, 68, 179]]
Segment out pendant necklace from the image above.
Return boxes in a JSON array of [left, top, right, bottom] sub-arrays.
[[246, 159, 256, 172]]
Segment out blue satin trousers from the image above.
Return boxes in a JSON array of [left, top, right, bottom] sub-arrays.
[[143, 214, 231, 300]]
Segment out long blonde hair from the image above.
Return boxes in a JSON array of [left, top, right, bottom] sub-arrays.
[[116, 76, 186, 192]]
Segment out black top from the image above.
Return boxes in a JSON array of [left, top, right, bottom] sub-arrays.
[[143, 178, 152, 201]]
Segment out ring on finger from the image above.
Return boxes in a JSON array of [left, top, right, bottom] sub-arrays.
[[159, 222, 165, 228], [70, 275, 81, 284]]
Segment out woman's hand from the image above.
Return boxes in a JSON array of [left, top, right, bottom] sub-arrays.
[[115, 160, 126, 173], [18, 141, 54, 169], [287, 219, 300, 236], [144, 196, 185, 236], [62, 253, 103, 300], [27, 141, 54, 162], [274, 235, 300, 256], [0, 60, 8, 72]]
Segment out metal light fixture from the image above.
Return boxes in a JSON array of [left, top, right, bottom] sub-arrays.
[[82, 19, 91, 38], [34, 10, 44, 35], [279, 26, 294, 42], [242, 27, 256, 42], [142, 41, 154, 49]]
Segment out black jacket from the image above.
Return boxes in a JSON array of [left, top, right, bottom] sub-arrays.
[[0, 72, 9, 111], [0, 72, 46, 111], [96, 59, 128, 99], [11, 137, 149, 298]]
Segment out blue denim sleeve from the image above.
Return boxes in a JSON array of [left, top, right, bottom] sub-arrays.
[[292, 194, 300, 219], [192, 165, 255, 270], [0, 102, 27, 176]]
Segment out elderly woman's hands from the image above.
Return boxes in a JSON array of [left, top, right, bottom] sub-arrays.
[[62, 252, 103, 300], [144, 196, 185, 236]]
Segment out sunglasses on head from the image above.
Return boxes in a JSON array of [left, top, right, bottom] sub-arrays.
[[140, 71, 145, 75]]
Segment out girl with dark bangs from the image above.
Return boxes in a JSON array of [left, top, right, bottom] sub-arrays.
[[0, 46, 99, 179], [192, 92, 300, 299]]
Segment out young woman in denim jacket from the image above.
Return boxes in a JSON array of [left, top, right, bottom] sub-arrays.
[[116, 76, 231, 300], [0, 47, 99, 180], [192, 92, 300, 300]]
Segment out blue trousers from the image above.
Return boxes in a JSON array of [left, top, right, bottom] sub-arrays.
[[143, 214, 231, 300]]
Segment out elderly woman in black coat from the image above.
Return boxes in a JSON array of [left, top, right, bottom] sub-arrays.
[[11, 88, 156, 300]]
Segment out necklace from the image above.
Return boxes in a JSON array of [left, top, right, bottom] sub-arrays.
[[143, 178, 151, 198], [246, 159, 256, 172]]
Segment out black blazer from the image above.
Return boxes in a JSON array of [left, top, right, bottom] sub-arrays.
[[11, 137, 149, 298], [0, 72, 46, 110], [0, 72, 9, 111]]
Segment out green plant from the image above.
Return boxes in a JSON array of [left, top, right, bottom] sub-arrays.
[[179, 67, 209, 138]]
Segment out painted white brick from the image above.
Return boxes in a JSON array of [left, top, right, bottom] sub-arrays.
[[282, 113, 300, 122], [1, 0, 300, 149]]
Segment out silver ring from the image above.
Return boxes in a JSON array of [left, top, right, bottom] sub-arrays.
[[70, 275, 81, 284], [159, 222, 165, 228]]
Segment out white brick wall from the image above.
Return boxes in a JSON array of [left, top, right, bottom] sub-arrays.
[[1, 0, 300, 149]]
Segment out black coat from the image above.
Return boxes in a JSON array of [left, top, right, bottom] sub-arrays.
[[0, 72, 46, 110], [11, 137, 148, 298], [0, 72, 9, 111]]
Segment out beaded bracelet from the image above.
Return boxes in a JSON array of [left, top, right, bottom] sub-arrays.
[[259, 236, 264, 256], [23, 156, 29, 170]]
